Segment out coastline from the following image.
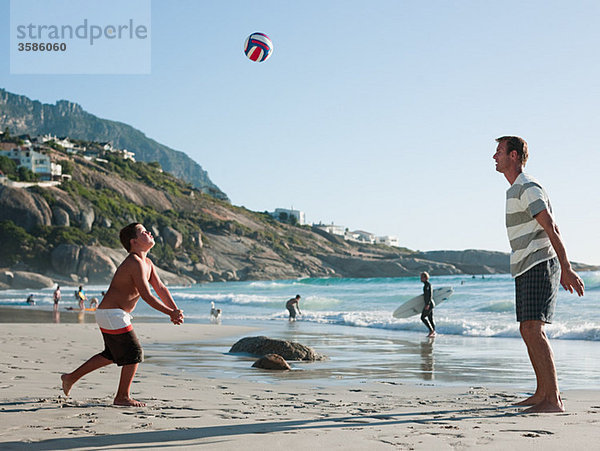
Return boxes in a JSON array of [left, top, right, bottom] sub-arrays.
[[1, 310, 599, 449]]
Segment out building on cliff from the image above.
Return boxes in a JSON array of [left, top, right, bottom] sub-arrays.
[[271, 208, 306, 225], [376, 235, 401, 247], [0, 144, 62, 181], [313, 222, 346, 237]]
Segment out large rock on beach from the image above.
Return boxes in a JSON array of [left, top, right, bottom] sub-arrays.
[[0, 271, 14, 285], [252, 354, 291, 370], [9, 271, 54, 289], [230, 336, 326, 361], [48, 243, 193, 285], [51, 244, 81, 275], [154, 266, 195, 286], [77, 246, 117, 284]]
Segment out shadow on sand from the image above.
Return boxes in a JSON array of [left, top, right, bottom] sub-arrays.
[[1, 404, 527, 449]]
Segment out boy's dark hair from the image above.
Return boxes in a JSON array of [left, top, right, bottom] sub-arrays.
[[496, 136, 528, 165], [120, 223, 141, 252]]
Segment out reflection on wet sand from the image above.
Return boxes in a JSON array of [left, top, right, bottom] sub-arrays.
[[420, 337, 435, 380], [0, 306, 97, 324]]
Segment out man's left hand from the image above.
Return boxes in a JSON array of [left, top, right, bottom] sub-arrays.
[[561, 268, 585, 296]]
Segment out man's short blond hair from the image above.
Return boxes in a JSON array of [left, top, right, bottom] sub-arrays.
[[421, 272, 430, 280]]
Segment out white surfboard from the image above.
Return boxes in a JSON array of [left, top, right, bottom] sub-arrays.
[[392, 286, 454, 319]]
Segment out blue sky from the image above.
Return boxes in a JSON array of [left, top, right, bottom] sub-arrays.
[[1, 0, 599, 264]]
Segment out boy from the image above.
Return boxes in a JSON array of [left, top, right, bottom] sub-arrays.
[[61, 223, 184, 407]]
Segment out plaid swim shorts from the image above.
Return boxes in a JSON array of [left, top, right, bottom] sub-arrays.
[[515, 257, 560, 323]]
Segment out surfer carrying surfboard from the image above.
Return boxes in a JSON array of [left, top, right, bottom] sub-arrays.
[[420, 272, 436, 337]]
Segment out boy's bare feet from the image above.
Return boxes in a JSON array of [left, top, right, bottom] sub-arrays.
[[61, 374, 74, 396], [114, 397, 146, 407]]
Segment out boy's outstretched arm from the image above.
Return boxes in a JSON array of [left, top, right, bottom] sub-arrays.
[[148, 260, 184, 324], [130, 256, 183, 324]]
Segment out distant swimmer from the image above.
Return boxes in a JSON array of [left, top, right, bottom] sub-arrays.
[[26, 294, 35, 305], [286, 294, 302, 321], [60, 223, 184, 407], [420, 272, 436, 337], [494, 136, 584, 413]]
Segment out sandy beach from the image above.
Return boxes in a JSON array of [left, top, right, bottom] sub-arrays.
[[1, 309, 599, 450]]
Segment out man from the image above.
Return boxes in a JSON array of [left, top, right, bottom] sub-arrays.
[[493, 136, 584, 413], [61, 223, 184, 407], [420, 272, 436, 337], [286, 294, 302, 321]]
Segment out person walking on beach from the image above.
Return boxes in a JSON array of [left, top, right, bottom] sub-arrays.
[[420, 272, 436, 337], [53, 285, 61, 311], [76, 285, 87, 310], [286, 294, 302, 321], [61, 223, 184, 407], [493, 136, 584, 413]]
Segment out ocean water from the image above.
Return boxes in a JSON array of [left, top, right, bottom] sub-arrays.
[[2, 272, 600, 389]]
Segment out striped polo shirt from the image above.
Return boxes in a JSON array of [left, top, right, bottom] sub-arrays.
[[506, 172, 556, 277]]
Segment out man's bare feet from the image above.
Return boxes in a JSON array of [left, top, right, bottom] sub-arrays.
[[114, 397, 146, 407], [513, 394, 543, 406], [61, 374, 74, 396], [522, 399, 565, 413], [427, 331, 436, 338]]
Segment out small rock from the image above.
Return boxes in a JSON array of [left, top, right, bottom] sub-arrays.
[[252, 354, 291, 370]]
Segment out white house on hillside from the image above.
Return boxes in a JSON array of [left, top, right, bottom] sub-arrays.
[[376, 235, 401, 247], [36, 135, 86, 153], [0, 146, 62, 180], [56, 137, 76, 152], [271, 208, 306, 225], [348, 230, 376, 244], [313, 222, 345, 237]]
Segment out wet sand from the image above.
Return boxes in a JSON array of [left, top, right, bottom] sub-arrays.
[[1, 308, 599, 449]]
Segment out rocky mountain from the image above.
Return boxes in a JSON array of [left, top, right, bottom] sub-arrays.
[[0, 148, 498, 288], [0, 88, 227, 200], [1, 135, 597, 291]]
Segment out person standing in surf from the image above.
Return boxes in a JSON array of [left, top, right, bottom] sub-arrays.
[[286, 294, 302, 321], [420, 272, 436, 337], [493, 136, 584, 413]]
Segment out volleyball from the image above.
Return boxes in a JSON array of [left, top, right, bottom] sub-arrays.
[[244, 32, 273, 62]]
